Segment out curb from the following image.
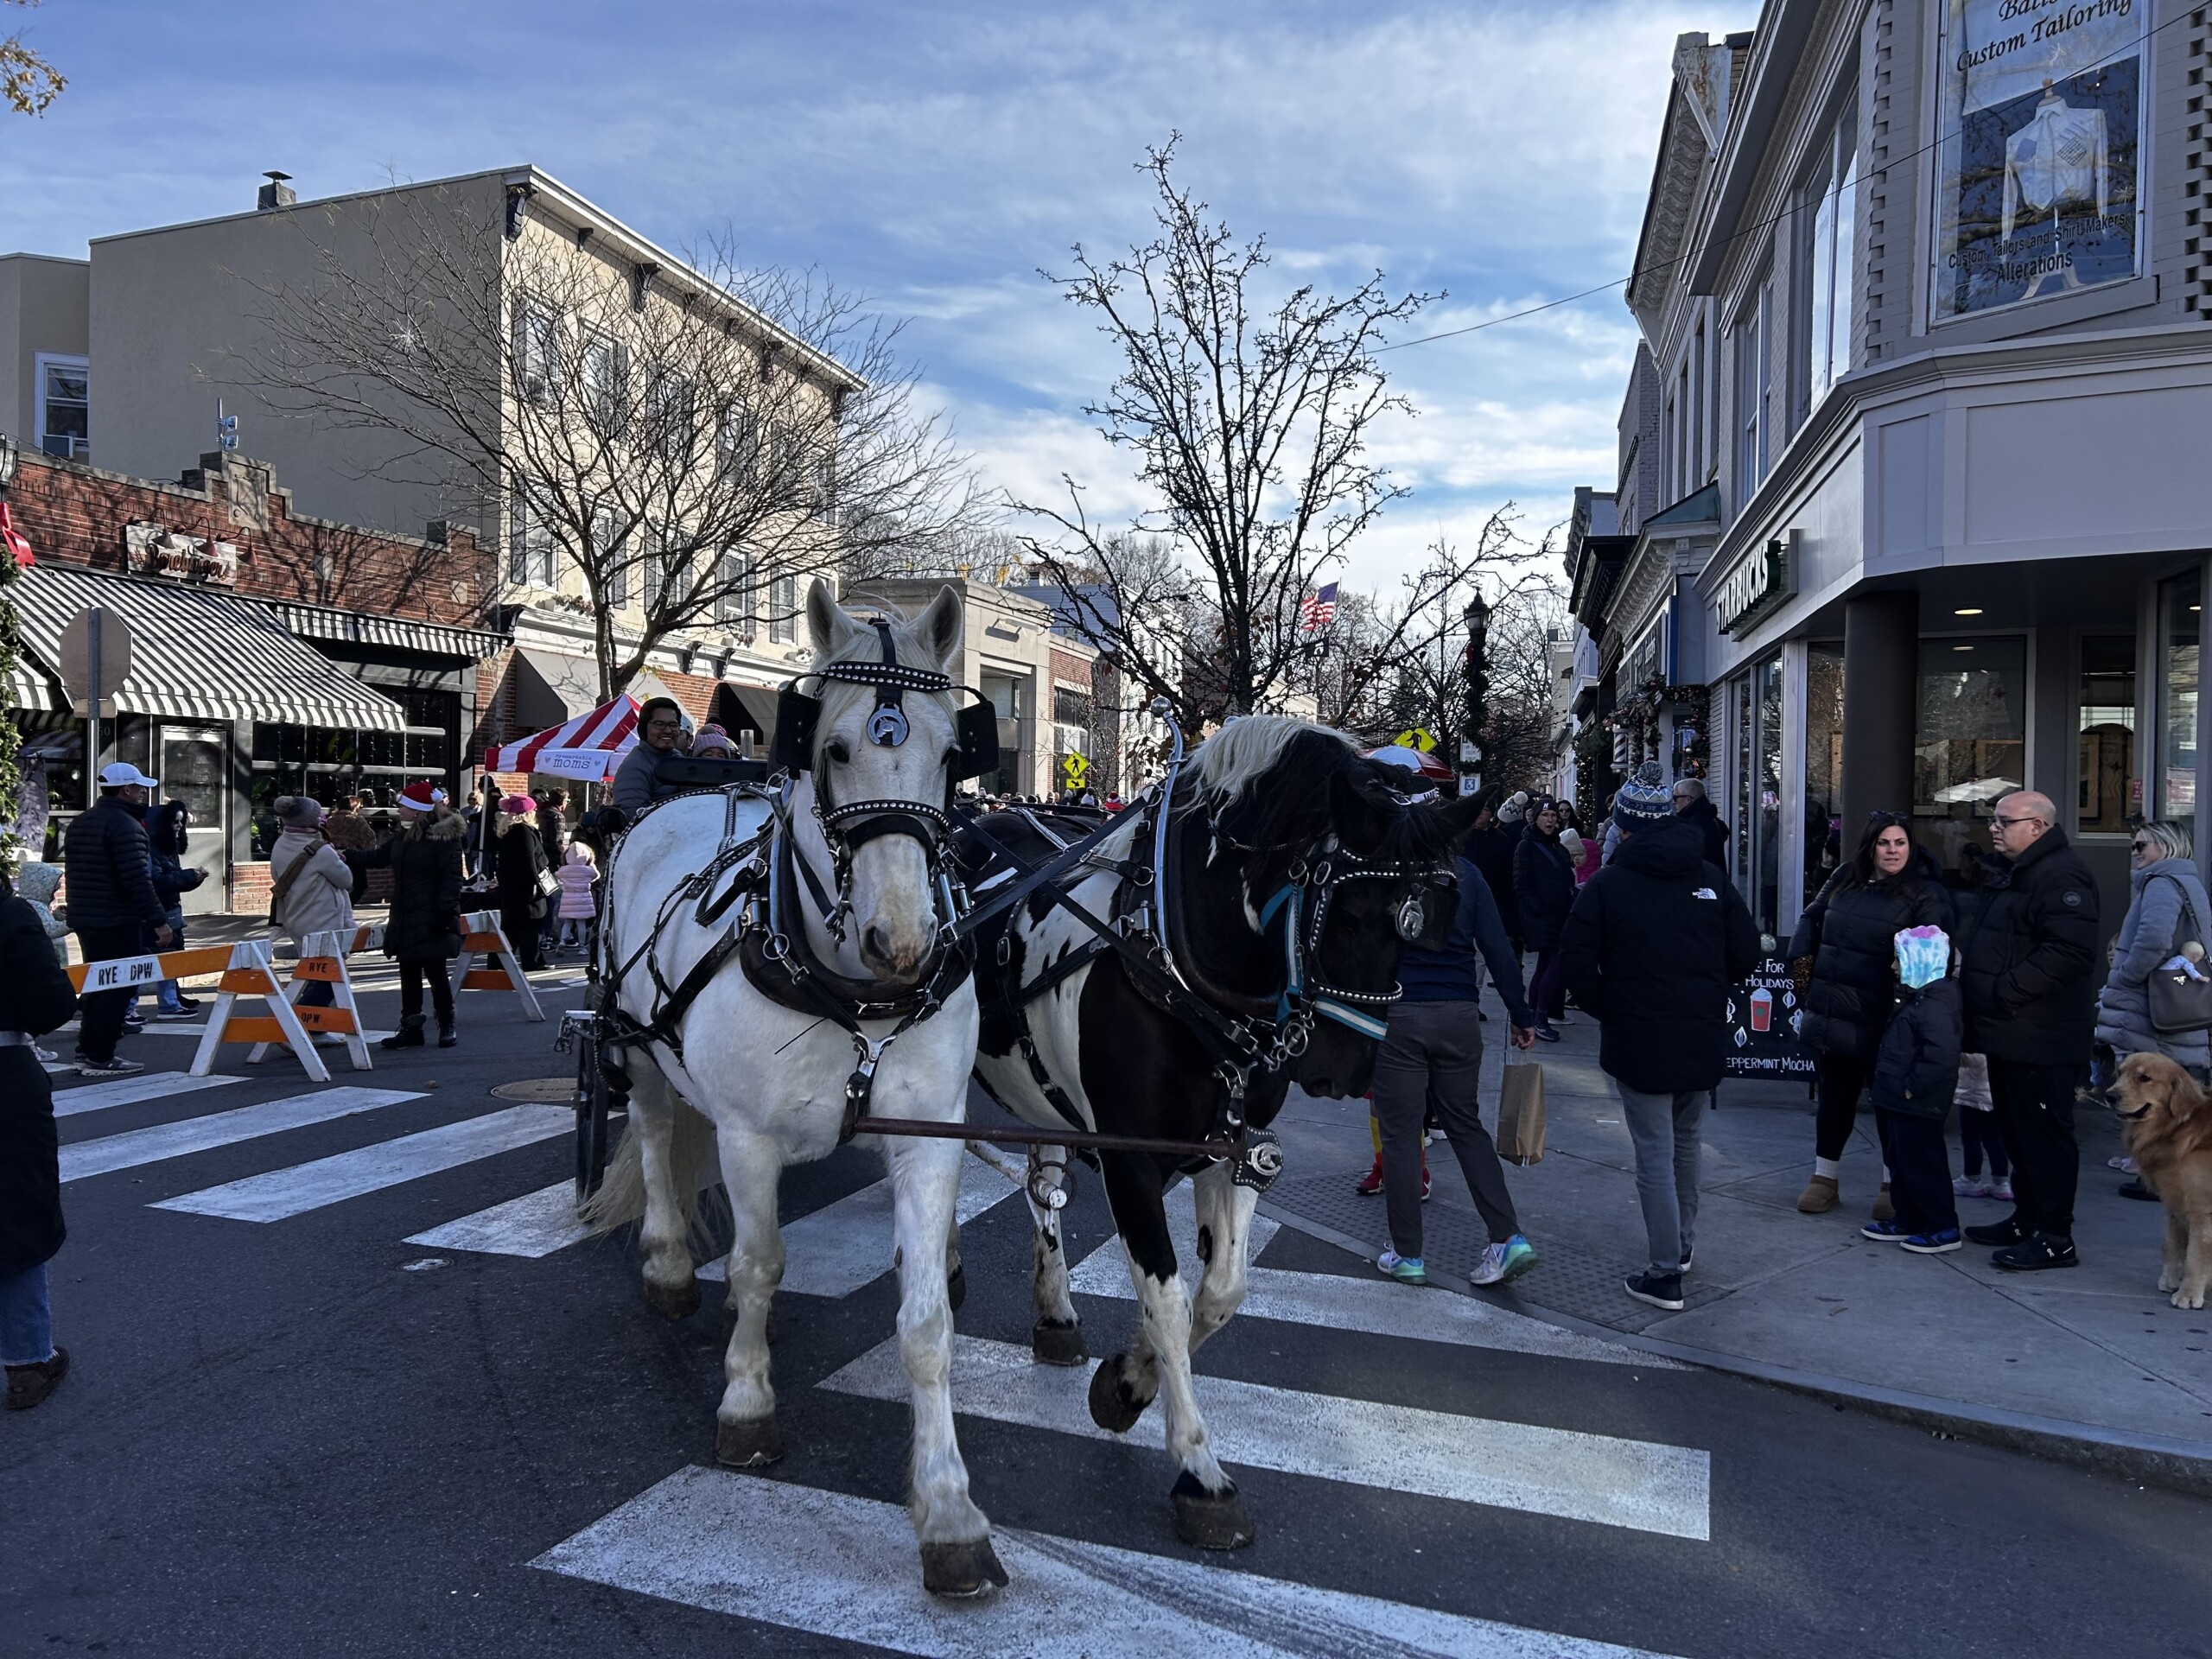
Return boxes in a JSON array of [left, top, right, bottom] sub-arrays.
[[1256, 1198, 2212, 1502]]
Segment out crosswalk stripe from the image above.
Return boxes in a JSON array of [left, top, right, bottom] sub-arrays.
[[51, 1071, 239, 1118], [61, 1087, 424, 1183], [821, 1334, 1710, 1541], [696, 1157, 1020, 1297], [534, 1465, 1681, 1657], [1069, 1214, 1675, 1370], [404, 1178, 588, 1259], [150, 1103, 569, 1224]]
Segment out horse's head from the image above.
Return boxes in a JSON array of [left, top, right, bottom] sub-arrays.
[[802, 577, 964, 983], [1185, 721, 1482, 1099]]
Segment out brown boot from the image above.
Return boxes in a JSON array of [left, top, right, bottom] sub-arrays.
[[5, 1346, 70, 1410], [1870, 1184, 1895, 1224], [1796, 1174, 1840, 1213]]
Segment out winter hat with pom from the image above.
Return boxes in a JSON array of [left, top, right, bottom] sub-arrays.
[[1612, 762, 1675, 833]]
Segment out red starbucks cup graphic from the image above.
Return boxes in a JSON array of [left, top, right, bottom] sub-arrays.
[[1749, 988, 1773, 1033]]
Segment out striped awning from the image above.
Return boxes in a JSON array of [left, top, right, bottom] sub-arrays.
[[486, 693, 640, 778], [269, 599, 506, 659], [8, 563, 407, 731], [4, 649, 60, 711]]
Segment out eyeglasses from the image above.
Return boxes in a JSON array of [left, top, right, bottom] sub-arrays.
[[1990, 814, 2042, 830], [2132, 841, 2154, 852]]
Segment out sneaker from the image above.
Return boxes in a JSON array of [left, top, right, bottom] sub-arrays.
[[2107, 1154, 2136, 1173], [1421, 1164, 1433, 1203], [1952, 1175, 1991, 1198], [1353, 1158, 1384, 1196], [1987, 1177, 2014, 1204], [1902, 1228, 1963, 1255], [1966, 1217, 2031, 1247], [175, 994, 201, 1012], [1678, 1247, 1694, 1274], [1624, 1270, 1684, 1311], [1534, 1024, 1562, 1043], [1376, 1250, 1427, 1285], [1471, 1235, 1541, 1286], [74, 1056, 145, 1078], [1796, 1174, 1840, 1213], [1991, 1233, 2078, 1272], [1861, 1218, 1909, 1243], [2117, 1176, 2157, 1202], [152, 1007, 197, 1022]]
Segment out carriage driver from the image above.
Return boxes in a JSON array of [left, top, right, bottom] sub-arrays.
[[610, 697, 690, 820]]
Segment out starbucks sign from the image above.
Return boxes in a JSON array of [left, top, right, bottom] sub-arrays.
[[1930, 0, 2145, 322]]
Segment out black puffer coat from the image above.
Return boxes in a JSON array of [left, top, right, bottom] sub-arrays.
[[0, 887, 80, 1276], [1512, 830, 1578, 952], [1679, 797, 1728, 869], [1957, 825, 2101, 1065], [1786, 849, 1955, 1060], [1465, 823, 1522, 943], [60, 795, 165, 930], [348, 810, 467, 963], [1560, 817, 1763, 1094], [1873, 978, 1963, 1122], [495, 821, 551, 923]]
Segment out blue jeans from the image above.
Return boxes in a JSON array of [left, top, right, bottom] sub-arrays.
[[0, 1261, 54, 1366]]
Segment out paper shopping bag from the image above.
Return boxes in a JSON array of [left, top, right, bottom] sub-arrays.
[[1497, 1058, 1547, 1166]]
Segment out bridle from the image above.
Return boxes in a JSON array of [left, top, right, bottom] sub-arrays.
[[1253, 842, 1447, 1049]]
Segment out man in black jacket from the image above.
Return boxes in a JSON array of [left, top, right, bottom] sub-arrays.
[[1956, 790, 2100, 1270], [61, 764, 174, 1077], [1671, 778, 1730, 869], [1561, 762, 1760, 1311]]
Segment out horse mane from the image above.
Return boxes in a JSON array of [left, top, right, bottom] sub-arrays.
[[1180, 717, 1357, 815], [1178, 714, 1463, 864]]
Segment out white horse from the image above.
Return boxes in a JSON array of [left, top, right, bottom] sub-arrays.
[[582, 578, 1004, 1598]]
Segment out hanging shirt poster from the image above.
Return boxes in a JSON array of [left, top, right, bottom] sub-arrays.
[[1931, 0, 2145, 322]]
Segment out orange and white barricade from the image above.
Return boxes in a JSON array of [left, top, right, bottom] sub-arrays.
[[67, 938, 329, 1082], [449, 909, 545, 1021], [246, 923, 386, 1072]]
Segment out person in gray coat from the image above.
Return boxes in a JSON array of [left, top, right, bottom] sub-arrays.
[[2094, 819, 2210, 1080]]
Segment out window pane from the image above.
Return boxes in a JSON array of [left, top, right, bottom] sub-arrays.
[[1829, 140, 1857, 388], [1913, 636, 2027, 868], [1756, 654, 1783, 938], [1806, 642, 1845, 885], [2162, 575, 2200, 829], [2077, 634, 2136, 836]]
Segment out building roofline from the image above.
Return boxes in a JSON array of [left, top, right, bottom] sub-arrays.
[[88, 164, 862, 393], [0, 251, 90, 267], [1687, 4, 1819, 293]]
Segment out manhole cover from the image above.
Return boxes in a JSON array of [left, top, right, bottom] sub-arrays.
[[491, 1077, 573, 1103]]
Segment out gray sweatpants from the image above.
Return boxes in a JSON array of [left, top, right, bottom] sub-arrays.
[[1372, 999, 1522, 1260], [1617, 1084, 1709, 1276]]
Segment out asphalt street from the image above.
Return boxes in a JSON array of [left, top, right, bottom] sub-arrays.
[[7, 961, 2211, 1659]]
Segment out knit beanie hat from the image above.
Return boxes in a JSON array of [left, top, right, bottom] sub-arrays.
[[276, 794, 324, 828], [1498, 791, 1529, 824], [1612, 762, 1675, 833]]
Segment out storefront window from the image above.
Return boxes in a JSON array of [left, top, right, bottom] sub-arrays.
[[1914, 636, 2026, 874], [248, 688, 460, 856], [1727, 656, 1785, 939], [2160, 574, 2200, 831], [2077, 635, 2136, 836], [1806, 643, 1845, 887]]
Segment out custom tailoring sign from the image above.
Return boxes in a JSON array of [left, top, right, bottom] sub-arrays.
[[1931, 0, 2145, 322]]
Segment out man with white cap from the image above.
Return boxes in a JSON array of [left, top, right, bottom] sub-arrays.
[[61, 763, 175, 1077]]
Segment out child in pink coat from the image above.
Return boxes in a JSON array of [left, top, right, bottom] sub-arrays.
[[553, 842, 598, 956]]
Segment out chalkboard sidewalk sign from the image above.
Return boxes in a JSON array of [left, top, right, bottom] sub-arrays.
[[1723, 954, 1815, 1081]]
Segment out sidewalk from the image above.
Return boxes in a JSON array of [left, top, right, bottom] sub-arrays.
[[1262, 988, 2212, 1494]]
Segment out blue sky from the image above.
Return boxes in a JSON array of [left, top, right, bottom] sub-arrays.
[[0, 0, 1756, 590]]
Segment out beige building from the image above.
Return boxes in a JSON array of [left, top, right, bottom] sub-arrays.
[[0, 252, 91, 463]]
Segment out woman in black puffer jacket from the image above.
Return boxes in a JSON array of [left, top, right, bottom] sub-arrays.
[[1785, 812, 1954, 1218], [1513, 799, 1579, 1039]]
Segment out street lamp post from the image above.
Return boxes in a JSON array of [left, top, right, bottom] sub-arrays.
[[1459, 592, 1490, 794]]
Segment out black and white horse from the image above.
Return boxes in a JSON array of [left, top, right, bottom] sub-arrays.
[[956, 719, 1474, 1548]]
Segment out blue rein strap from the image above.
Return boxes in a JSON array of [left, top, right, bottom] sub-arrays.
[[1259, 880, 1392, 1042]]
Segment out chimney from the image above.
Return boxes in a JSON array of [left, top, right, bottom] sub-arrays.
[[257, 170, 296, 212]]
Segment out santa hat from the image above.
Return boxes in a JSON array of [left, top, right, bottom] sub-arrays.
[[397, 782, 439, 812]]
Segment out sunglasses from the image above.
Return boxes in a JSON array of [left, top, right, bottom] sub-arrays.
[[2133, 840, 2154, 852]]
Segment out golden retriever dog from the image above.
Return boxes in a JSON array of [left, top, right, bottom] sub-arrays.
[[2107, 1052, 2212, 1309]]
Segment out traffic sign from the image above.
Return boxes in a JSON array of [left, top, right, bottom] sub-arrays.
[[1058, 753, 1090, 787], [59, 606, 133, 715], [1393, 727, 1437, 753]]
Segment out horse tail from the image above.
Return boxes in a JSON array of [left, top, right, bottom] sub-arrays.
[[577, 1090, 721, 1237]]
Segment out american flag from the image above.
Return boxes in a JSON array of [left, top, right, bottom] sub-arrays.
[[1299, 582, 1339, 632]]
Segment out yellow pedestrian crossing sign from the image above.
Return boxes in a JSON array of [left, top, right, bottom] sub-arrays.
[[1394, 728, 1438, 753], [1059, 752, 1090, 787]]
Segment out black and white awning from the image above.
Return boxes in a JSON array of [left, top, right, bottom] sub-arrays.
[[8, 564, 408, 732]]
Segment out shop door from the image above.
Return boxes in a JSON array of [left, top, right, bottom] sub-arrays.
[[159, 725, 229, 915]]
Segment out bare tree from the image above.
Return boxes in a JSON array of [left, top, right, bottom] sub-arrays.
[[1, 0, 63, 116], [226, 185, 982, 698], [1016, 139, 1434, 729]]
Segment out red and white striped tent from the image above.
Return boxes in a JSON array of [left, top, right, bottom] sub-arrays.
[[486, 694, 642, 781]]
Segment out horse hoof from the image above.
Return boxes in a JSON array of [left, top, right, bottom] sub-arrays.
[[920, 1538, 1009, 1599], [947, 1262, 966, 1313], [715, 1415, 785, 1468], [644, 1275, 701, 1322], [1087, 1356, 1147, 1434], [1172, 1471, 1256, 1550], [1032, 1317, 1088, 1367], [721, 1302, 780, 1345]]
